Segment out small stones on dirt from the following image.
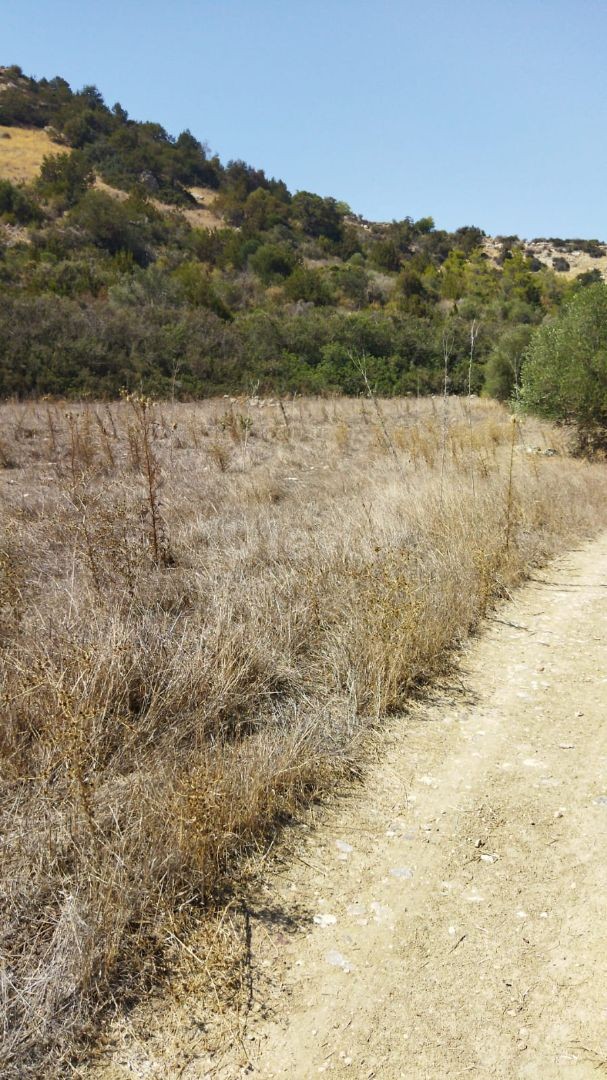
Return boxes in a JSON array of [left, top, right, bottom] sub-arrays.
[[390, 866, 413, 879], [594, 795, 607, 806], [335, 839, 354, 860], [559, 743, 575, 749], [325, 950, 353, 972], [370, 901, 393, 924], [480, 852, 499, 864], [314, 913, 337, 927], [385, 820, 414, 839]]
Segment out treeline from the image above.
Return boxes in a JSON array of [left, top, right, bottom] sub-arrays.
[[0, 65, 600, 400]]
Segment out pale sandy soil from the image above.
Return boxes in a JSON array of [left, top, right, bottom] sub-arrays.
[[483, 236, 607, 280], [84, 533, 607, 1079]]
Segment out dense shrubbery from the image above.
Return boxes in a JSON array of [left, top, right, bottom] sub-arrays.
[[0, 65, 600, 401]]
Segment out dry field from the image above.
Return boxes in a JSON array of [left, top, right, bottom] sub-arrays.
[[0, 124, 62, 183], [1, 395, 607, 1078]]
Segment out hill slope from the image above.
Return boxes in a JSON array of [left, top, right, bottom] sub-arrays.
[[0, 63, 605, 401], [0, 124, 61, 182]]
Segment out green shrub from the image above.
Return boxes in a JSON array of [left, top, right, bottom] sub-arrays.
[[249, 242, 299, 283], [522, 283, 607, 451]]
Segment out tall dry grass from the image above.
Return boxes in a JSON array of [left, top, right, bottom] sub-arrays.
[[1, 394, 606, 1077]]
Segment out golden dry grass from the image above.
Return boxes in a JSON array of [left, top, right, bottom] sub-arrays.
[[1, 395, 606, 1077], [94, 178, 223, 228], [0, 125, 62, 183]]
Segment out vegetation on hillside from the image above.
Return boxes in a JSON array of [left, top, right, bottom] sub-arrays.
[[1, 64, 602, 402]]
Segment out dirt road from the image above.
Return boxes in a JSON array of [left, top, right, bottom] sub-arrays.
[[90, 535, 607, 1079]]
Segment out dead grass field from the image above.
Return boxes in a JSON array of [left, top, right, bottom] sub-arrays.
[[1, 395, 607, 1078], [0, 125, 62, 183]]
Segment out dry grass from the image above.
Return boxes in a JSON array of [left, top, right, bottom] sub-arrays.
[[0, 125, 62, 183], [94, 178, 223, 229], [1, 395, 606, 1078]]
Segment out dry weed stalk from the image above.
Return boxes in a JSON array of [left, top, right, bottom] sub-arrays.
[[353, 353, 406, 481], [123, 391, 172, 567]]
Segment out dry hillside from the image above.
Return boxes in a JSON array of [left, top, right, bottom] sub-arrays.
[[93, 177, 223, 227], [0, 122, 222, 228], [483, 235, 607, 280], [2, 126, 606, 268], [0, 124, 62, 183]]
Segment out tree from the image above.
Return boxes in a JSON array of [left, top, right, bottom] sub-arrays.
[[500, 249, 541, 306], [483, 325, 532, 401], [243, 188, 289, 232], [291, 191, 343, 241], [521, 283, 607, 451], [38, 150, 94, 207], [249, 242, 298, 283], [283, 266, 332, 305], [440, 249, 467, 300], [69, 190, 149, 264], [452, 225, 485, 255]]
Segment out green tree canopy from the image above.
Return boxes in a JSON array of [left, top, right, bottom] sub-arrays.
[[521, 283, 607, 451]]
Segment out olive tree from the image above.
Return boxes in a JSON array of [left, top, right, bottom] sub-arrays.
[[521, 282, 607, 452]]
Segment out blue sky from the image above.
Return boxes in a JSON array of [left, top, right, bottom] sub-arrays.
[[4, 0, 607, 238]]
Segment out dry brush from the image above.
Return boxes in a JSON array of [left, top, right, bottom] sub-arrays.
[[1, 395, 606, 1077]]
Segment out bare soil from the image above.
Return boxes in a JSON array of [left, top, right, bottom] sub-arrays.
[[84, 532, 607, 1079]]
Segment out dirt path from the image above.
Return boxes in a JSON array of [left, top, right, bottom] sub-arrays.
[[88, 535, 607, 1079]]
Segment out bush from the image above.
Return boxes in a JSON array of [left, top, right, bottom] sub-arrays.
[[69, 190, 150, 265], [249, 242, 298, 283], [283, 266, 332, 305], [291, 191, 343, 241], [483, 325, 533, 401], [0, 180, 42, 224], [522, 283, 607, 451], [38, 151, 94, 208]]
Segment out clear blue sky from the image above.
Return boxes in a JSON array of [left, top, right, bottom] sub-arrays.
[[4, 0, 607, 238]]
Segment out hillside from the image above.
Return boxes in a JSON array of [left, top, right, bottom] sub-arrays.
[[0, 63, 605, 401], [0, 124, 62, 182]]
